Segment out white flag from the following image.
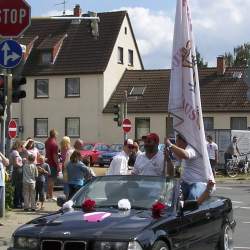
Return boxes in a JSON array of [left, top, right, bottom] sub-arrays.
[[168, 0, 214, 182]]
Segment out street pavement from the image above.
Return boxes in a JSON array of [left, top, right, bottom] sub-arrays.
[[216, 183, 250, 250], [0, 170, 249, 249]]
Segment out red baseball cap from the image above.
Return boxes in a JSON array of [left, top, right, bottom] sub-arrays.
[[146, 133, 159, 144]]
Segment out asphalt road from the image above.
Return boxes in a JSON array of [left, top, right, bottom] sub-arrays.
[[216, 183, 250, 249]]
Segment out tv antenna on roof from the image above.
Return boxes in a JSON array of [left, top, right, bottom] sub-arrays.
[[55, 0, 68, 16]]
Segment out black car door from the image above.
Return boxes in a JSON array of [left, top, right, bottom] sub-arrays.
[[176, 202, 214, 250]]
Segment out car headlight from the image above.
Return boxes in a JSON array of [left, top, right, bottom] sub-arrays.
[[15, 237, 39, 249], [128, 241, 143, 250], [93, 241, 128, 250]]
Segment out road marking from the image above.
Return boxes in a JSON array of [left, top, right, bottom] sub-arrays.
[[240, 207, 250, 210], [234, 247, 250, 249], [216, 186, 233, 190], [232, 201, 243, 204], [242, 222, 250, 224]]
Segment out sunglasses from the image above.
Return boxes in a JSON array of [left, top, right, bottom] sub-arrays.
[[128, 145, 134, 149]]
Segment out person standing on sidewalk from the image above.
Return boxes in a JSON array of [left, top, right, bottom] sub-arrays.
[[36, 155, 51, 210], [23, 154, 38, 211], [45, 129, 59, 200], [206, 135, 218, 176], [9, 140, 24, 209], [0, 151, 9, 219]]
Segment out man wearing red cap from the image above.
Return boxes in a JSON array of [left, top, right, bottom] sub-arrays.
[[132, 133, 165, 176], [106, 139, 134, 175]]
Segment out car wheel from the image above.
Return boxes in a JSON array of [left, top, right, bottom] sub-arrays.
[[152, 240, 169, 250], [218, 223, 234, 250]]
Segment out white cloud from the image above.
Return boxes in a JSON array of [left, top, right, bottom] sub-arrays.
[[121, 0, 250, 68]]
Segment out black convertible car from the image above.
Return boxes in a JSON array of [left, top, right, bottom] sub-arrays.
[[8, 176, 235, 250]]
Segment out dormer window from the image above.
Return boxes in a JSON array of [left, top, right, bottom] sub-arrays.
[[41, 51, 52, 64]]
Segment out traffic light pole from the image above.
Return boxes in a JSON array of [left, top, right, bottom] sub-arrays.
[[0, 72, 7, 218], [123, 90, 128, 142]]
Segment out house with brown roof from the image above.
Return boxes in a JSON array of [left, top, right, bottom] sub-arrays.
[[12, 5, 143, 141], [102, 57, 250, 147]]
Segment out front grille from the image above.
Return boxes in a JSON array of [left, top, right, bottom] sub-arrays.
[[41, 240, 86, 250], [42, 240, 62, 250], [64, 241, 86, 250]]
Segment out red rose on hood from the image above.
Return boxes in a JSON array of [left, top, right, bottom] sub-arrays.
[[82, 199, 96, 212]]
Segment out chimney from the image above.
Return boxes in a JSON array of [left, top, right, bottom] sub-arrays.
[[217, 56, 226, 76], [73, 4, 82, 17]]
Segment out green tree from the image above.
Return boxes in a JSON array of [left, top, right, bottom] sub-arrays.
[[196, 48, 208, 68], [224, 43, 250, 66]]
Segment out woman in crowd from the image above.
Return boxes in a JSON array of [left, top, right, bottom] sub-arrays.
[[25, 138, 40, 165], [9, 140, 24, 208], [60, 136, 74, 198], [67, 150, 93, 199]]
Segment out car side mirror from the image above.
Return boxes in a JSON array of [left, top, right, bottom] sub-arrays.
[[57, 195, 67, 207], [182, 200, 199, 211]]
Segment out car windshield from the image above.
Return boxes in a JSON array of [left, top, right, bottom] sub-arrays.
[[110, 144, 123, 152], [72, 176, 174, 209], [82, 144, 94, 150]]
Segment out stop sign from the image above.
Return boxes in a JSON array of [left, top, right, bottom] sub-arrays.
[[8, 119, 17, 139], [0, 0, 31, 38], [122, 118, 132, 133]]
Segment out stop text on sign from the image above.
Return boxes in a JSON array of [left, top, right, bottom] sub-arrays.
[[0, 8, 27, 24]]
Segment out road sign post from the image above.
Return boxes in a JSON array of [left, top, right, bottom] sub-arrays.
[[0, 0, 31, 38]]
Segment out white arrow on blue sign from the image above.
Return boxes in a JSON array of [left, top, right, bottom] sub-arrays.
[[0, 39, 23, 69]]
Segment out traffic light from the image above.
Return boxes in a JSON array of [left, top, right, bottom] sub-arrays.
[[12, 76, 26, 103], [113, 104, 123, 127], [0, 75, 6, 116]]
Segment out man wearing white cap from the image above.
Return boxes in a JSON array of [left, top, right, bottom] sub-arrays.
[[106, 139, 134, 175]]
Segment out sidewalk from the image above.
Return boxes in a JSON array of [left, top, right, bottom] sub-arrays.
[[0, 201, 58, 249]]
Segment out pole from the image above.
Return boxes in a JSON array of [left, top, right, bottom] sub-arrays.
[[123, 90, 128, 142], [0, 71, 7, 218], [6, 71, 12, 156]]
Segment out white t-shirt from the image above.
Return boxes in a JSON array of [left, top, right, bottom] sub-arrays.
[[106, 151, 129, 175], [133, 151, 164, 176], [182, 145, 208, 184], [207, 142, 218, 160]]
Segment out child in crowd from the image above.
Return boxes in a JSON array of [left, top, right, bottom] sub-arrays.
[[22, 154, 38, 211], [36, 155, 51, 210]]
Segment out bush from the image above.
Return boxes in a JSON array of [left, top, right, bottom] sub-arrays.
[[5, 181, 14, 210]]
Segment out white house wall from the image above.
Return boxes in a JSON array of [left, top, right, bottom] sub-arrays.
[[12, 74, 104, 142], [103, 16, 143, 108]]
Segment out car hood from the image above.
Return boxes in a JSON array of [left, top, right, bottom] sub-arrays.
[[14, 209, 157, 240]]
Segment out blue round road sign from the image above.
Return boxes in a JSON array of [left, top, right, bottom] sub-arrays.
[[0, 39, 23, 69]]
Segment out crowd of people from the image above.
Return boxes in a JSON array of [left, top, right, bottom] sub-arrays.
[[0, 129, 96, 213], [0, 128, 241, 216]]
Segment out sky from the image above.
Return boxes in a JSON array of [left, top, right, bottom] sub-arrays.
[[27, 0, 250, 69]]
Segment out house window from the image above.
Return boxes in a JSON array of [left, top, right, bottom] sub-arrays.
[[41, 51, 52, 64], [135, 118, 150, 140], [128, 49, 133, 66], [35, 79, 49, 98], [125, 27, 127, 34], [34, 118, 48, 137], [118, 47, 123, 64], [166, 116, 174, 138], [65, 118, 80, 137], [230, 117, 247, 130], [65, 78, 80, 97], [203, 117, 214, 130]]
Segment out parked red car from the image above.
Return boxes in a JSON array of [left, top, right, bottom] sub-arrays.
[[80, 142, 110, 166]]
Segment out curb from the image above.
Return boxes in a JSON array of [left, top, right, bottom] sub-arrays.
[[0, 239, 8, 247], [215, 179, 250, 184]]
